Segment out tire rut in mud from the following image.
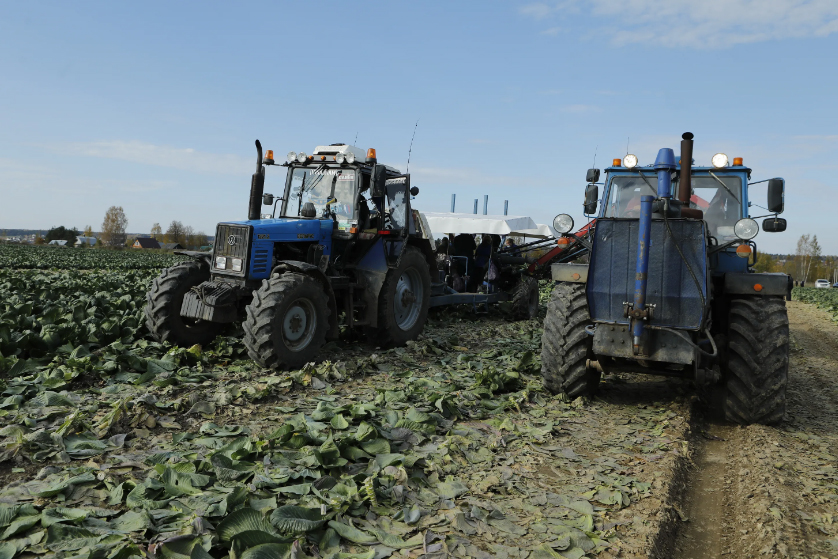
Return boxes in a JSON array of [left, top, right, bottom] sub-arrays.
[[670, 301, 838, 558]]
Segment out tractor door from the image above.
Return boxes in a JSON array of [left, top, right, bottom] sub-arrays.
[[383, 175, 412, 267]]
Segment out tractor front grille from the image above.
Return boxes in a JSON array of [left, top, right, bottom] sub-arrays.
[[213, 224, 251, 276]]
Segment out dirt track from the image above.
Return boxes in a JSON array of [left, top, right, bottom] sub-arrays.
[[672, 301, 838, 558]]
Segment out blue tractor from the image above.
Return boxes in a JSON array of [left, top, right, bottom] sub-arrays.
[[542, 133, 791, 424], [145, 141, 437, 369]]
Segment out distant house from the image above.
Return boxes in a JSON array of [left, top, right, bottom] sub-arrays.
[[133, 237, 161, 249], [160, 243, 184, 250], [75, 236, 97, 247], [48, 240, 68, 246]]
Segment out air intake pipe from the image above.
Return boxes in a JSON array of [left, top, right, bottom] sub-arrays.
[[248, 140, 265, 221], [678, 132, 703, 219]]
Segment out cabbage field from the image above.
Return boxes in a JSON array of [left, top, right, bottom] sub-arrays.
[[0, 245, 711, 558], [792, 286, 838, 321]]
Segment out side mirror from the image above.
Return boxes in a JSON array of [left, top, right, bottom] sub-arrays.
[[767, 178, 784, 213], [763, 217, 787, 233], [262, 193, 274, 206], [586, 168, 600, 183], [371, 165, 387, 198], [584, 183, 599, 215], [410, 186, 419, 196]]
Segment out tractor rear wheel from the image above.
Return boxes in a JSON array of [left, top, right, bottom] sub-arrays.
[[368, 247, 431, 347], [145, 260, 221, 347], [723, 297, 788, 425], [511, 275, 539, 320], [243, 273, 330, 369], [541, 282, 600, 397]]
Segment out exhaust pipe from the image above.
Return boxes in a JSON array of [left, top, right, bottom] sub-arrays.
[[678, 132, 703, 219], [248, 140, 265, 221]]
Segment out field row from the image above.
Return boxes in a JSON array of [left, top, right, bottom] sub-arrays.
[[0, 244, 187, 270]]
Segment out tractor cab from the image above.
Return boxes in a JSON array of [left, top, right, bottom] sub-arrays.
[[209, 143, 422, 285]]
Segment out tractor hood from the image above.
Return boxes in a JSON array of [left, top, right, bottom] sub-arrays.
[[224, 218, 334, 243]]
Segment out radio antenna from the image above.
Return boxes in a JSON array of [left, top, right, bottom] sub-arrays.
[[592, 145, 598, 168], [626, 137, 630, 155], [353, 132, 358, 146], [406, 119, 419, 173]]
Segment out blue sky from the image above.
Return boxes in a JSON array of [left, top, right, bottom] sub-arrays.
[[1, 1, 837, 253]]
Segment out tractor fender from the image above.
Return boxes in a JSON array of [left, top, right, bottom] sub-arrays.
[[174, 250, 213, 269], [271, 260, 340, 340], [723, 272, 792, 299], [551, 263, 588, 283], [408, 237, 438, 273]]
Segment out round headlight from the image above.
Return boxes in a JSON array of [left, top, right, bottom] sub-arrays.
[[335, 153, 346, 164], [345, 152, 356, 164], [623, 154, 638, 168], [296, 152, 307, 163], [734, 218, 759, 240], [711, 153, 729, 168], [553, 214, 574, 234], [286, 151, 297, 163]]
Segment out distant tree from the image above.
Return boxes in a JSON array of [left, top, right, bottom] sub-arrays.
[[83, 225, 94, 237], [101, 206, 128, 248], [192, 231, 208, 249], [165, 221, 185, 245], [753, 252, 775, 273], [45, 226, 79, 243], [150, 223, 163, 240], [34, 234, 46, 245]]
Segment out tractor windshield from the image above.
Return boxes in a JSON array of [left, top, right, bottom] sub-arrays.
[[603, 173, 743, 240], [283, 167, 358, 220]]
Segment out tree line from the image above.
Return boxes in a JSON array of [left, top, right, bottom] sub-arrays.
[[753, 234, 837, 284], [31, 207, 210, 250]]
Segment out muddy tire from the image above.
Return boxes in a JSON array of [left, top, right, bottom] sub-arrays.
[[541, 282, 600, 397], [723, 297, 789, 425], [511, 275, 539, 320], [368, 247, 431, 347], [145, 260, 221, 347], [243, 273, 330, 369]]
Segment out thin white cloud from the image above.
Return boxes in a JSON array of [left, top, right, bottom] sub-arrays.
[[51, 140, 252, 175], [520, 0, 838, 48], [561, 104, 602, 113], [519, 3, 554, 19], [541, 26, 562, 36]]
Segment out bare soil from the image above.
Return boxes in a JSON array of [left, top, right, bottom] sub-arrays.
[[672, 301, 838, 559]]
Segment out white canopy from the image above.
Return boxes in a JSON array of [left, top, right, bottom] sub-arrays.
[[509, 223, 558, 239], [422, 212, 537, 236]]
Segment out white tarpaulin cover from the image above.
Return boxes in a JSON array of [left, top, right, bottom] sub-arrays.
[[422, 213, 537, 236], [509, 223, 558, 239]]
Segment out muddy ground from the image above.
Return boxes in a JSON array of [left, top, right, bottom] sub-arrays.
[[672, 301, 838, 559], [1, 301, 837, 557]]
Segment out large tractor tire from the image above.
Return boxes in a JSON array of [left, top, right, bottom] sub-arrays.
[[511, 275, 539, 320], [243, 273, 330, 369], [541, 282, 600, 397], [145, 260, 221, 347], [368, 247, 431, 347], [723, 297, 789, 425]]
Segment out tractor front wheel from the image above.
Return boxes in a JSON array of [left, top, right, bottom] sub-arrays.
[[723, 297, 789, 425], [145, 260, 221, 347], [541, 282, 600, 397], [511, 275, 539, 320], [368, 247, 431, 347], [243, 273, 330, 369]]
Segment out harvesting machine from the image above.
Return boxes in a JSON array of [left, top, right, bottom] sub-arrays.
[[542, 132, 791, 424]]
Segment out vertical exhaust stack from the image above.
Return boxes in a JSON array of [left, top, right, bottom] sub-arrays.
[[678, 132, 703, 219], [248, 140, 265, 221]]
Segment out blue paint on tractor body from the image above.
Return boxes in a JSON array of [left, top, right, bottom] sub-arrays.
[[632, 195, 654, 347], [653, 148, 676, 199], [222, 217, 335, 280]]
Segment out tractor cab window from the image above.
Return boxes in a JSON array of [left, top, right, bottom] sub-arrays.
[[680, 175, 743, 241], [603, 175, 657, 218], [283, 167, 358, 219]]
